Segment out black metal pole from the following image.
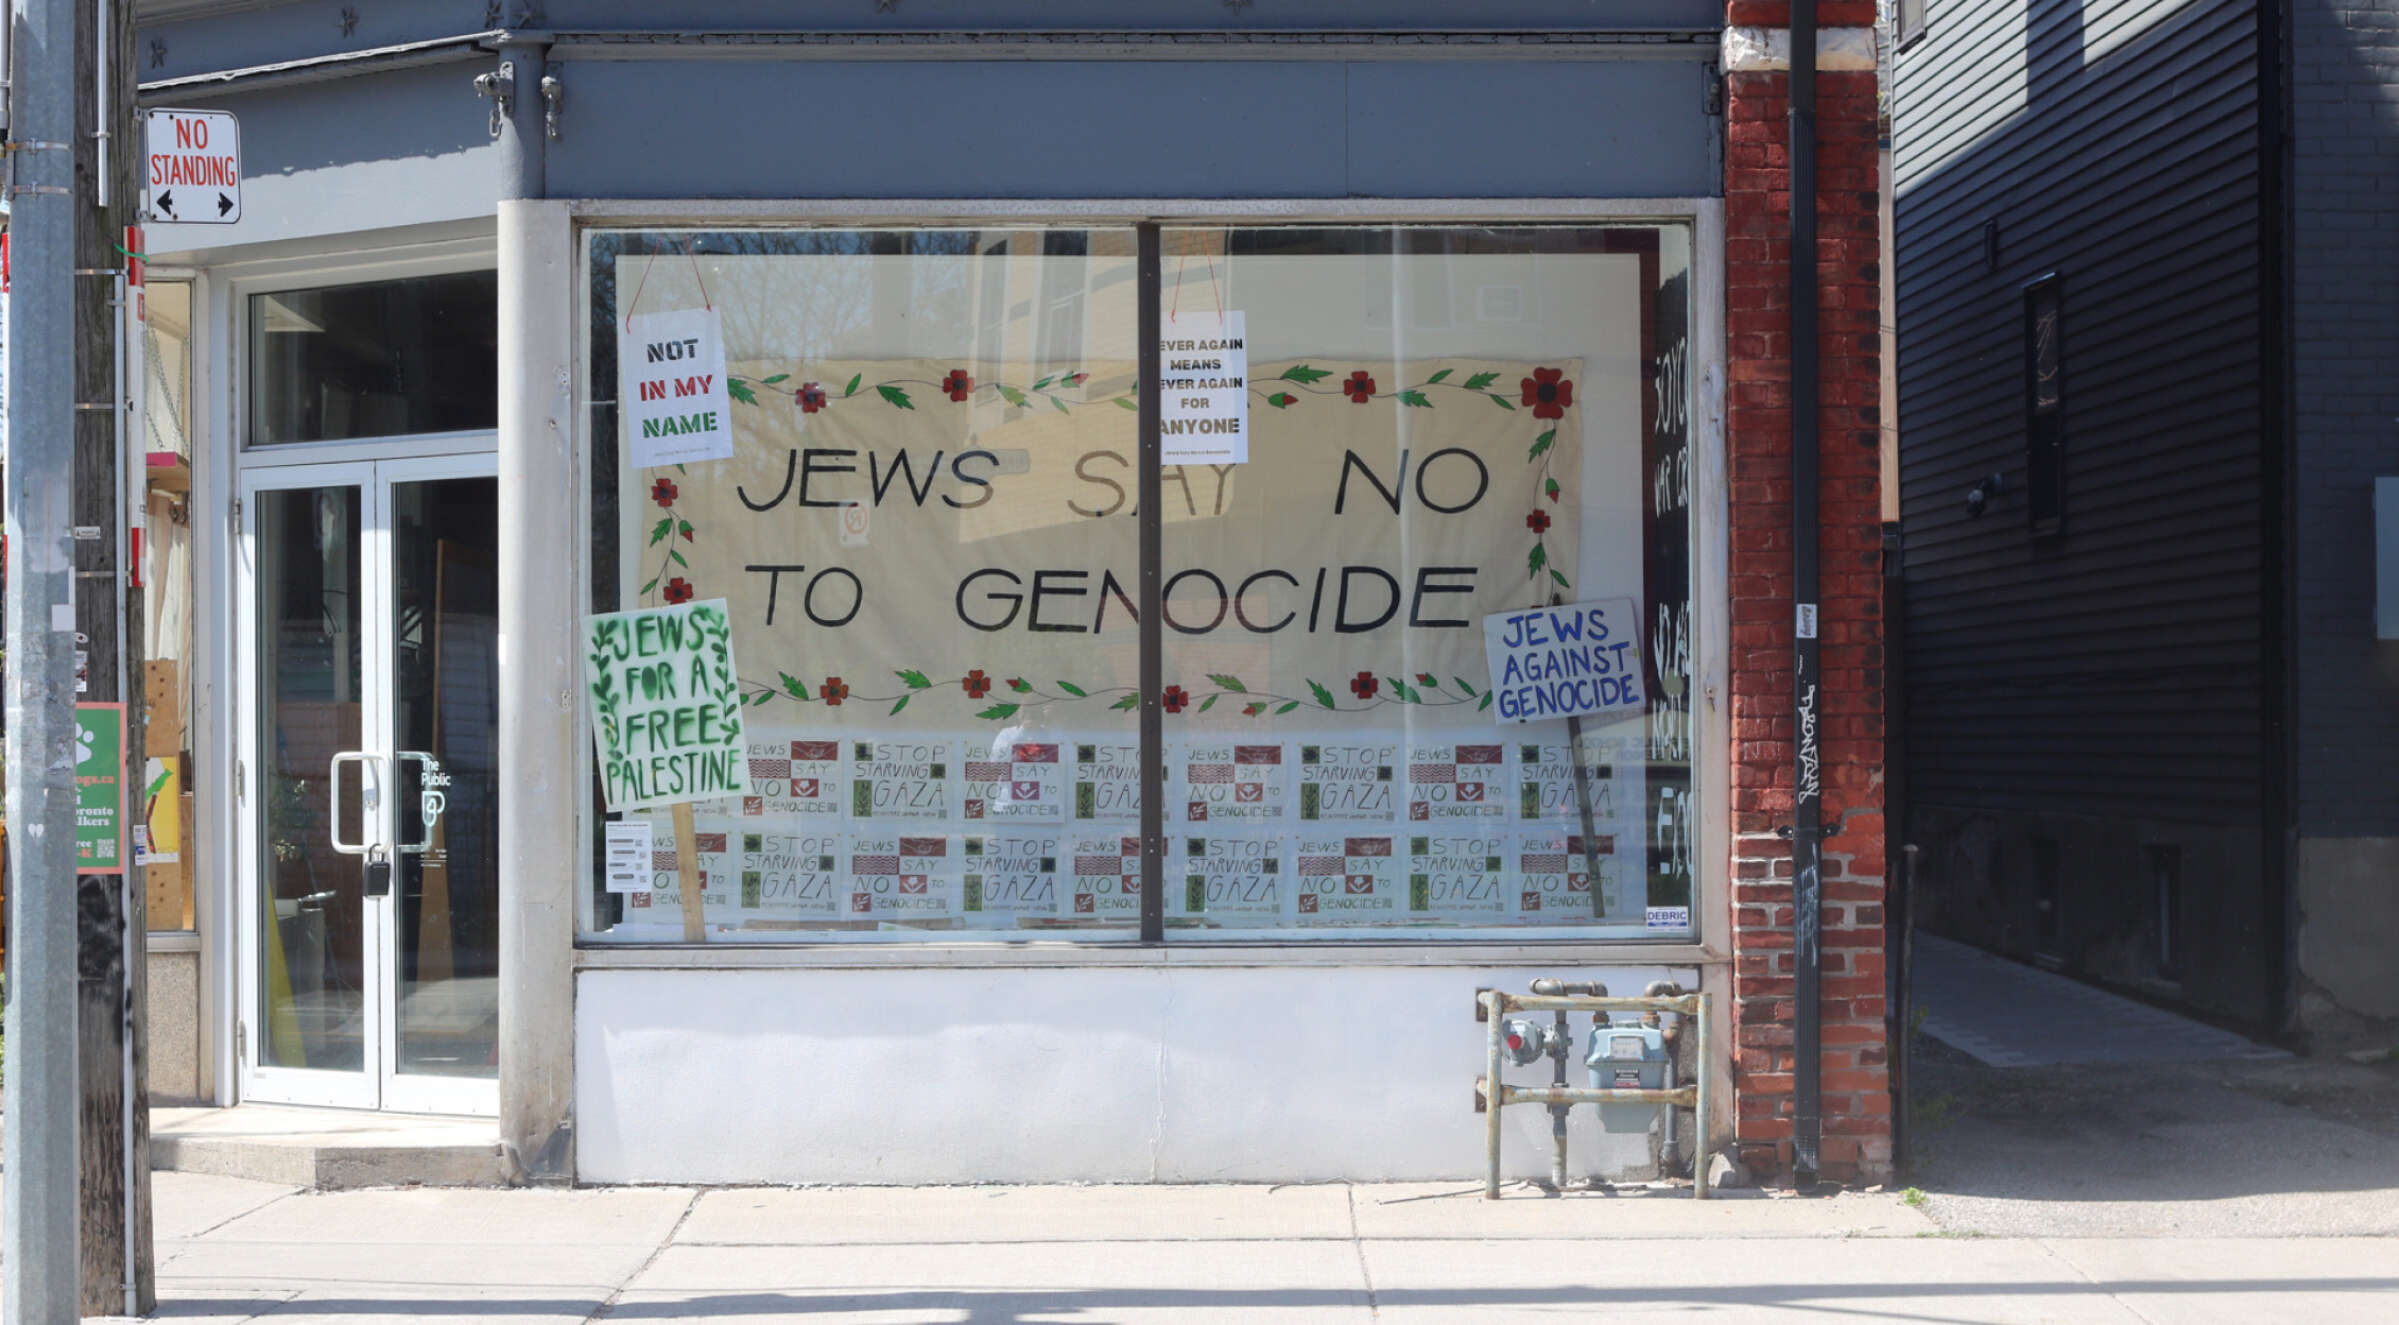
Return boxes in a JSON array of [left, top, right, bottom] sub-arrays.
[[1137, 224, 1166, 944], [1788, 0, 1825, 1189]]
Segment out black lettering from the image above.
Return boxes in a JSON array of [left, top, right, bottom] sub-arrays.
[[945, 450, 998, 510], [1409, 566, 1476, 628], [1162, 569, 1230, 635], [1028, 570, 1091, 634], [870, 449, 945, 507], [745, 564, 806, 625], [1235, 569, 1298, 633], [1072, 450, 1128, 518], [738, 449, 797, 512], [797, 448, 857, 508], [1335, 566, 1400, 633], [956, 569, 1023, 632], [1335, 449, 1408, 515], [1414, 447, 1490, 514], [804, 567, 863, 628]]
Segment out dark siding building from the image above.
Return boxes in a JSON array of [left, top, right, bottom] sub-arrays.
[[1892, 0, 2398, 1044]]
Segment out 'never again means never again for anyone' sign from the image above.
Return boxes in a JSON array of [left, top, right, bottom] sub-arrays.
[[585, 599, 752, 811]]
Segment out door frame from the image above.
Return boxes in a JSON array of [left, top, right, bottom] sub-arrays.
[[233, 452, 499, 1116]]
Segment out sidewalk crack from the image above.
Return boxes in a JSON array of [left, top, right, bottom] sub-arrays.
[[1346, 1184, 1382, 1320], [2033, 1237, 2164, 1325], [587, 1187, 700, 1322]]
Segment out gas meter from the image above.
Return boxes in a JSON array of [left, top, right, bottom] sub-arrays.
[[1585, 1019, 1668, 1132], [1500, 1017, 1565, 1068]]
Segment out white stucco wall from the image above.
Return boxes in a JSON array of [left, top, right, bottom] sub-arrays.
[[575, 962, 1695, 1184]]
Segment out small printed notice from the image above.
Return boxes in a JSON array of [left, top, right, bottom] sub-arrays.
[[603, 820, 654, 893], [962, 831, 1061, 925], [1159, 310, 1249, 464], [583, 599, 750, 811], [1482, 597, 1645, 725], [1298, 741, 1399, 823], [1407, 743, 1509, 823], [1065, 834, 1143, 921], [620, 307, 735, 469], [1292, 834, 1403, 924], [850, 738, 953, 820], [962, 740, 1065, 823], [75, 703, 127, 874], [1175, 833, 1286, 925], [1646, 905, 1692, 931], [1177, 741, 1289, 824]]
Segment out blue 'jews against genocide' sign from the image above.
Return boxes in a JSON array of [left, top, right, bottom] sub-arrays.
[[1480, 598, 1645, 725]]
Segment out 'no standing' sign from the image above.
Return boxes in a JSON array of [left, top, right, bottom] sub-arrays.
[[144, 108, 241, 224]]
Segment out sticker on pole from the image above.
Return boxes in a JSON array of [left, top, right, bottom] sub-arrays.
[[145, 109, 241, 223]]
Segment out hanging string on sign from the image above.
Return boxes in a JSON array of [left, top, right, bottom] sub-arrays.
[[623, 236, 715, 332], [1167, 228, 1228, 326]]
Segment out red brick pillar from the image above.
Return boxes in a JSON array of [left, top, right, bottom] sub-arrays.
[[1721, 2, 1890, 1185]]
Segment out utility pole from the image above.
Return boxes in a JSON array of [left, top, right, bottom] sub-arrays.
[[72, 0, 154, 1312], [3, 0, 93, 1317]]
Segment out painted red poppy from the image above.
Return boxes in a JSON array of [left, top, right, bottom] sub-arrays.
[[1343, 371, 1377, 403], [941, 369, 975, 402], [1162, 685, 1190, 714], [1526, 509, 1552, 534], [797, 382, 828, 413], [1520, 367, 1574, 419], [963, 669, 993, 699], [1350, 671, 1379, 700], [651, 478, 679, 508], [662, 577, 694, 604], [820, 677, 849, 706]]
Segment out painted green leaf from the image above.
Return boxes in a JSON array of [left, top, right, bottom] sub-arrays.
[[1454, 677, 1477, 696], [1053, 396, 1073, 415], [1463, 371, 1500, 391], [1529, 544, 1548, 575], [639, 577, 659, 595], [877, 384, 914, 410], [844, 373, 863, 397], [1397, 390, 1432, 408], [1267, 393, 1297, 408], [890, 695, 912, 715], [1243, 702, 1266, 717], [1109, 693, 1141, 711], [1276, 701, 1300, 714], [1199, 694, 1219, 713], [1208, 673, 1247, 694], [761, 374, 790, 385], [1489, 393, 1516, 410], [1056, 680, 1087, 697], [1529, 429, 1556, 460], [669, 549, 688, 567], [1282, 365, 1333, 384], [977, 702, 1022, 721], [1112, 396, 1139, 410], [998, 385, 1028, 407], [1417, 673, 1438, 687], [1032, 375, 1055, 391], [779, 672, 812, 699], [1008, 678, 1033, 693], [896, 669, 933, 690], [1426, 369, 1453, 384], [649, 517, 673, 546], [727, 377, 758, 406], [1545, 477, 1561, 501], [1550, 568, 1569, 588], [678, 519, 694, 537], [1308, 679, 1337, 710], [1479, 691, 1495, 711]]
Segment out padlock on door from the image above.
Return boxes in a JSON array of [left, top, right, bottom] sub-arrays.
[[363, 844, 393, 897]]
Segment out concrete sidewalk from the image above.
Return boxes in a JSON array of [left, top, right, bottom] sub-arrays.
[[120, 1171, 2399, 1323]]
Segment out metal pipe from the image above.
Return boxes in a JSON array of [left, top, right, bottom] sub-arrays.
[[1787, 0, 1825, 1191], [1549, 1008, 1571, 1192], [1491, 1084, 1698, 1108], [4, 0, 91, 1315], [95, 0, 109, 206], [1482, 989, 1505, 1199], [1135, 223, 1164, 944], [1496, 992, 1701, 1016], [493, 35, 548, 200]]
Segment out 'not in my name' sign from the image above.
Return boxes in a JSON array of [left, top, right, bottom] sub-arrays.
[[620, 307, 735, 469]]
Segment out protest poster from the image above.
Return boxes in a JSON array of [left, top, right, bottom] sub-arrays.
[[1481, 598, 1645, 725], [620, 307, 734, 468]]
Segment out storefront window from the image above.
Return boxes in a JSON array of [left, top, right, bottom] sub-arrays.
[[581, 223, 1696, 944]]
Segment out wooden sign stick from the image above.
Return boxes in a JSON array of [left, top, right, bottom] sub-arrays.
[[671, 801, 706, 943]]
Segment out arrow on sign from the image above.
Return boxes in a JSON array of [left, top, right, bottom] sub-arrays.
[[216, 192, 233, 217], [155, 189, 176, 218]]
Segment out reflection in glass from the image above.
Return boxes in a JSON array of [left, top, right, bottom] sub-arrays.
[[583, 228, 1141, 941], [391, 478, 502, 1078], [249, 272, 497, 444], [256, 486, 366, 1069]]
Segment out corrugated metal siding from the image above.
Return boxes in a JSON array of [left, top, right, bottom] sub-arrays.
[[1894, 0, 2267, 824]]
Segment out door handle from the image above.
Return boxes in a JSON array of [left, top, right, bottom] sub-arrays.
[[327, 750, 382, 856]]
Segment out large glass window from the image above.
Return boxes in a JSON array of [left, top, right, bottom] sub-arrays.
[[581, 224, 1696, 944], [249, 271, 497, 445]]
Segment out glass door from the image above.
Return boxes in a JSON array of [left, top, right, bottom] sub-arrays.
[[238, 455, 500, 1114]]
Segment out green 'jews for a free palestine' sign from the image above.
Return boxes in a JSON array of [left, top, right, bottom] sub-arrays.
[[76, 702, 127, 874], [583, 598, 751, 812]]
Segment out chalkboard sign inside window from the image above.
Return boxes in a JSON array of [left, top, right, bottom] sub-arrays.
[[2024, 273, 2065, 535]]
